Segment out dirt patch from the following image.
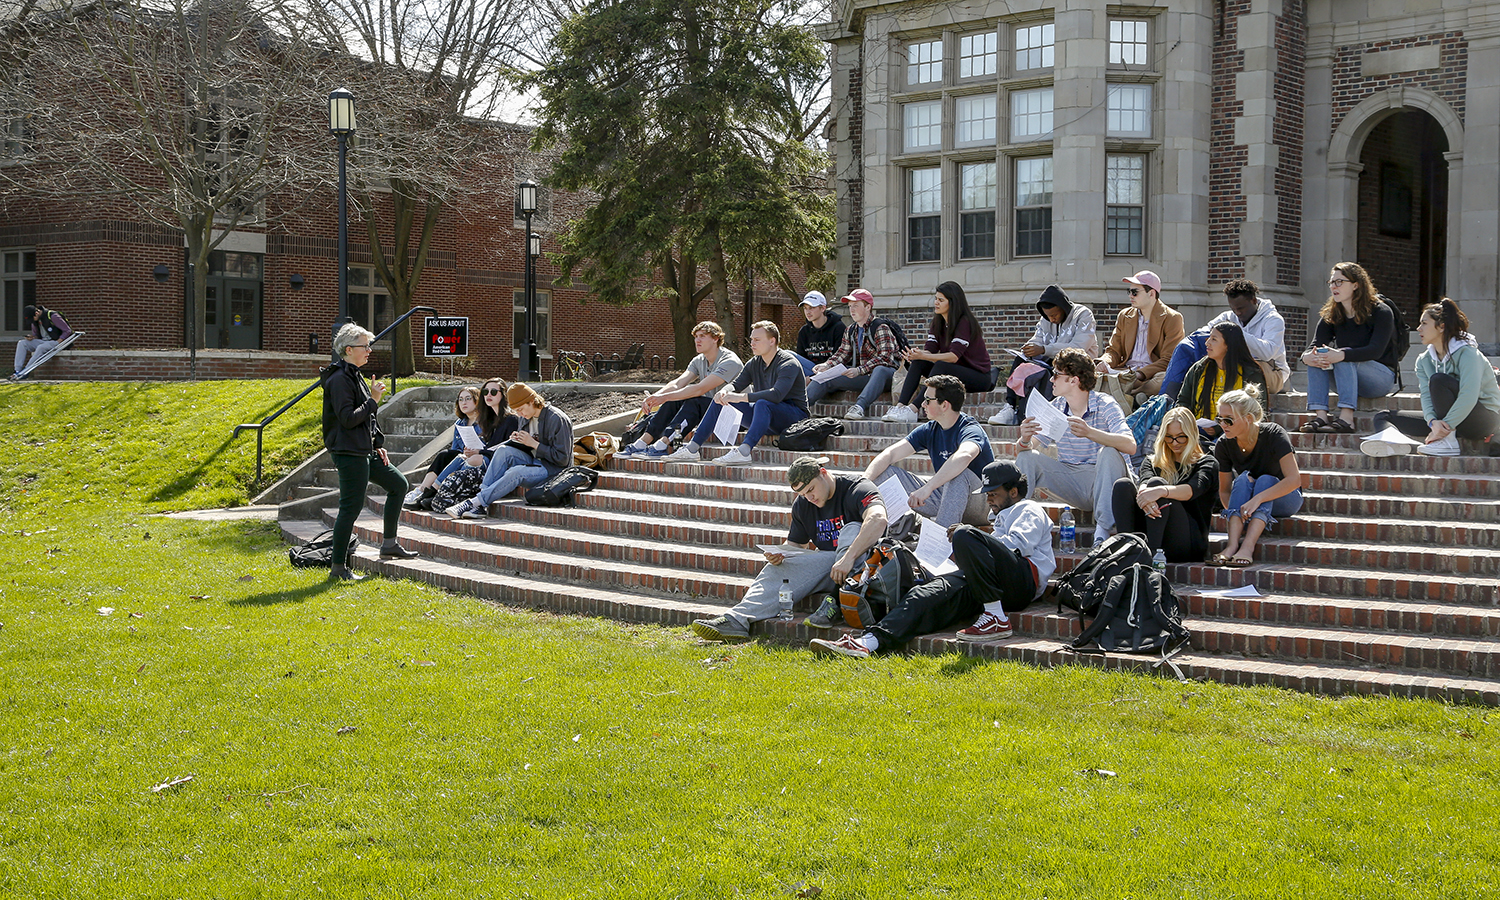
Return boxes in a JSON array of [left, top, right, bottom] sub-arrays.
[[543, 389, 648, 425]]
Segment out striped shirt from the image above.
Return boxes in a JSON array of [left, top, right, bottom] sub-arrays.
[[1049, 391, 1128, 465]]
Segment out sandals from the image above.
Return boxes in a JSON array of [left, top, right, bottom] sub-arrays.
[[1210, 553, 1230, 566], [1317, 418, 1355, 434], [1299, 416, 1328, 433], [1223, 556, 1253, 568]]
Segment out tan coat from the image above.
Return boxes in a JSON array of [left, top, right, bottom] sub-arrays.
[[1099, 301, 1185, 380]]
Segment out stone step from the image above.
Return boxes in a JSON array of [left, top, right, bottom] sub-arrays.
[[1239, 535, 1500, 576], [1175, 587, 1500, 638], [383, 415, 466, 437], [501, 501, 787, 549], [1272, 512, 1500, 548]]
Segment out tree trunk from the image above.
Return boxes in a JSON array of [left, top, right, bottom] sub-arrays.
[[663, 248, 701, 364], [704, 224, 736, 342]]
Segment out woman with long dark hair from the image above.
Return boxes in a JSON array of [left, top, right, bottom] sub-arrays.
[[1300, 262, 1398, 434], [403, 381, 511, 510], [1372, 298, 1500, 456], [1177, 322, 1266, 441], [883, 281, 993, 423]]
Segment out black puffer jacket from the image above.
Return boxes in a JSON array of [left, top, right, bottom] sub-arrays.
[[322, 359, 385, 455]]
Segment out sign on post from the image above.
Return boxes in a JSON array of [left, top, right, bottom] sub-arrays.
[[424, 317, 469, 357]]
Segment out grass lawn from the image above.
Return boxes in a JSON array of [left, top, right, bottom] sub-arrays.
[[1, 382, 1497, 898]]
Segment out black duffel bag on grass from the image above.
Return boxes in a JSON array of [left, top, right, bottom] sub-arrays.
[[288, 530, 359, 568]]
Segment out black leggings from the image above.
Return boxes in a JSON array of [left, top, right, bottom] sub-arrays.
[[897, 360, 996, 406], [426, 447, 462, 476], [1375, 373, 1500, 441], [1110, 476, 1209, 563]]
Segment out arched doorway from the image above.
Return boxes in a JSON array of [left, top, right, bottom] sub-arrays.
[[1355, 110, 1449, 319]]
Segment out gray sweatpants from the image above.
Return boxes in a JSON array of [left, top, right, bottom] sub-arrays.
[[870, 464, 989, 528], [1015, 447, 1131, 531], [727, 522, 863, 626]]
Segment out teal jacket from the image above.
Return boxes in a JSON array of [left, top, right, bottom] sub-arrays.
[[1415, 338, 1500, 426]]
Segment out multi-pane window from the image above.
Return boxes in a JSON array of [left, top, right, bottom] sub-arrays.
[[2, 114, 27, 160], [1109, 20, 1150, 67], [513, 289, 552, 353], [907, 40, 943, 86], [907, 167, 942, 262], [1010, 87, 1054, 141], [1014, 23, 1054, 71], [958, 32, 997, 79], [903, 100, 942, 151], [1106, 84, 1152, 137], [1106, 154, 1146, 256], [348, 266, 392, 336], [2, 249, 37, 334], [1014, 157, 1053, 256], [959, 163, 997, 260], [955, 94, 996, 146]]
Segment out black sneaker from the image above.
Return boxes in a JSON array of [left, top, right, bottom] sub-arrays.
[[690, 615, 750, 642], [803, 595, 843, 630]]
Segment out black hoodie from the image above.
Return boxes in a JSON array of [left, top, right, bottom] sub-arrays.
[[797, 309, 845, 366]]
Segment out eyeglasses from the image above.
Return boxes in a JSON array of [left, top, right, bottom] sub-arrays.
[[1164, 432, 1191, 444], [1327, 278, 1349, 288], [484, 388, 503, 396], [921, 395, 939, 404], [1215, 416, 1235, 426], [348, 343, 371, 350]]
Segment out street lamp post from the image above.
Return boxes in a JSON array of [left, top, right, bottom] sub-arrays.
[[328, 88, 356, 358], [518, 180, 539, 381]]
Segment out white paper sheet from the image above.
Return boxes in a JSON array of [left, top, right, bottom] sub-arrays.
[[915, 516, 959, 575], [711, 403, 743, 446], [1361, 424, 1424, 447], [810, 363, 849, 384], [1195, 584, 1262, 598], [877, 475, 911, 522], [1025, 390, 1070, 444], [756, 543, 808, 557], [1000, 348, 1029, 360], [456, 424, 483, 450]]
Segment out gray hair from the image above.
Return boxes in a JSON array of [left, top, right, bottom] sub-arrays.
[[334, 323, 374, 359]]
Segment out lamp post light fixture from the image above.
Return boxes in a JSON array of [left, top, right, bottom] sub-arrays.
[[329, 87, 356, 357], [518, 180, 539, 381]]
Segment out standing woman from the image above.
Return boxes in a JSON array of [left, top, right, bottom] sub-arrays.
[[1300, 262, 1398, 434], [1213, 386, 1302, 568], [323, 324, 418, 581], [1110, 407, 1219, 563], [1374, 298, 1500, 456], [1176, 322, 1266, 441], [884, 281, 993, 423]]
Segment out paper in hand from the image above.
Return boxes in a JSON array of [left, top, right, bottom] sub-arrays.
[[756, 543, 807, 557], [877, 476, 911, 522], [456, 425, 483, 450], [810, 363, 849, 384], [711, 403, 743, 446], [1025, 391, 1070, 444], [1001, 348, 1029, 360], [915, 516, 959, 575]]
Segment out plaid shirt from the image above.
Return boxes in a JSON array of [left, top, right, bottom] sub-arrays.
[[1049, 391, 1128, 465], [826, 321, 899, 376]]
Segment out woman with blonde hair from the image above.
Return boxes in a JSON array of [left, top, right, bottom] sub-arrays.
[[1110, 406, 1219, 562], [1300, 262, 1399, 433], [1214, 385, 1302, 567]]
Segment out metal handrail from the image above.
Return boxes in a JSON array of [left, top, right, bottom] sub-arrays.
[[233, 306, 439, 487]]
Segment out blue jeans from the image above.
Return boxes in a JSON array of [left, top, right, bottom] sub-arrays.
[[805, 366, 895, 409], [642, 395, 713, 440], [791, 353, 817, 376], [475, 445, 552, 506], [1226, 472, 1303, 528], [692, 399, 807, 451], [1158, 330, 1210, 396], [1305, 359, 1396, 412]]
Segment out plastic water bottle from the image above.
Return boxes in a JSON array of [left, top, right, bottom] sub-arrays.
[[1059, 507, 1076, 554], [1153, 549, 1167, 574], [777, 579, 794, 620]]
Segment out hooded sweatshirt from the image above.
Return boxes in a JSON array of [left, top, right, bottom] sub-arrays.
[[1207, 297, 1289, 379], [797, 309, 845, 366], [1029, 291, 1098, 357], [1415, 335, 1500, 427]]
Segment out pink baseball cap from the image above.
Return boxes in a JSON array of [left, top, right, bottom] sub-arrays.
[[840, 288, 875, 307], [1122, 271, 1162, 293]]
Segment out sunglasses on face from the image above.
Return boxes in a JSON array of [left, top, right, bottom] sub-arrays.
[[1127, 288, 1143, 297], [1215, 416, 1235, 426], [1164, 432, 1190, 444], [484, 388, 503, 396], [1328, 278, 1349, 288]]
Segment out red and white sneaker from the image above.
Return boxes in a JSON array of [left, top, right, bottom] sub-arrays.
[[956, 612, 1013, 642], [809, 633, 872, 659]]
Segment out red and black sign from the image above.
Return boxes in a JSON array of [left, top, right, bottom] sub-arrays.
[[424, 317, 469, 357]]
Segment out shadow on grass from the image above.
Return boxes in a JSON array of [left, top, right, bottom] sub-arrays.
[[229, 580, 337, 606], [147, 394, 319, 504], [938, 654, 989, 678], [187, 519, 285, 557]]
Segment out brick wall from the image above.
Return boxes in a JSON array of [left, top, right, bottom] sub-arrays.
[[1355, 114, 1429, 321], [1209, 0, 1250, 284], [1, 347, 325, 381], [1273, 0, 1306, 287], [1330, 33, 1469, 133]]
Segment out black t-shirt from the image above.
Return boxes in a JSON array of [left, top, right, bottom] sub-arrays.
[[1213, 422, 1295, 480], [787, 475, 880, 551]]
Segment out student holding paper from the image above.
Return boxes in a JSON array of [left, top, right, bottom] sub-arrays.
[[1015, 348, 1137, 547], [443, 383, 573, 518], [402, 385, 497, 509], [809, 461, 1054, 657], [989, 285, 1097, 426], [664, 321, 809, 466], [805, 289, 900, 421], [862, 374, 993, 527], [692, 456, 887, 642], [1370, 298, 1500, 457], [1110, 407, 1219, 563], [618, 322, 743, 457]]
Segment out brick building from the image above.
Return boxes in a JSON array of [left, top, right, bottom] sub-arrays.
[[817, 0, 1500, 349]]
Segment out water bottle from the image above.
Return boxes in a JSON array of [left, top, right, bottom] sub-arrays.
[[1059, 506, 1076, 554], [1153, 549, 1167, 574], [777, 579, 794, 620]]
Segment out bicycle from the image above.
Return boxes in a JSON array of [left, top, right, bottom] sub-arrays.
[[551, 350, 596, 382]]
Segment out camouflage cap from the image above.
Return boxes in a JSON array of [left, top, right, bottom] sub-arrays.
[[787, 455, 831, 491]]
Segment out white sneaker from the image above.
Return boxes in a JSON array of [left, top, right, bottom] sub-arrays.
[[663, 445, 701, 462], [844, 405, 865, 421], [884, 405, 917, 424], [403, 487, 425, 505], [987, 406, 1018, 426], [1360, 438, 1411, 458], [1418, 433, 1461, 456], [715, 446, 753, 466]]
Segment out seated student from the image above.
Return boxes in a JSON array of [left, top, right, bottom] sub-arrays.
[[808, 461, 1055, 657], [403, 384, 494, 508], [12, 304, 73, 380], [806, 288, 899, 421], [1373, 298, 1500, 457], [691, 456, 887, 642], [1096, 271, 1185, 407], [1110, 407, 1219, 563], [664, 321, 808, 466], [884, 281, 993, 423], [1176, 322, 1266, 443], [1213, 386, 1302, 568], [1015, 348, 1137, 546], [619, 322, 743, 457], [1300, 262, 1398, 434], [862, 374, 993, 528], [1159, 279, 1290, 399], [444, 383, 573, 518], [408, 379, 520, 510], [793, 291, 845, 376], [989, 284, 1097, 426]]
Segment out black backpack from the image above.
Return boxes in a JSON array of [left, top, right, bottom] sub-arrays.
[[1070, 563, 1190, 654], [1377, 294, 1412, 388], [1053, 532, 1152, 617], [869, 316, 912, 354], [777, 417, 844, 452], [524, 465, 599, 507], [288, 530, 359, 568], [837, 538, 933, 627]]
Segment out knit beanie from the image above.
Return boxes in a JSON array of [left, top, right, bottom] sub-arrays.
[[507, 382, 544, 409]]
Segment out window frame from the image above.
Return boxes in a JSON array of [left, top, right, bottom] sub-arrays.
[[1106, 83, 1153, 139], [902, 99, 944, 152], [1009, 86, 1054, 142], [905, 38, 944, 88], [2, 248, 37, 335], [1013, 155, 1053, 258], [347, 265, 393, 337], [958, 161, 997, 260], [1108, 18, 1152, 71], [1105, 153, 1147, 257], [957, 30, 998, 80], [906, 166, 943, 264], [954, 93, 997, 147], [1012, 22, 1055, 74]]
